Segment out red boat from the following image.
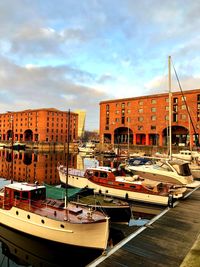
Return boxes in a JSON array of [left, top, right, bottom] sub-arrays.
[[58, 165, 187, 207]]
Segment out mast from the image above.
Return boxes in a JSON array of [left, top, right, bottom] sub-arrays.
[[64, 109, 70, 209], [168, 56, 172, 160], [8, 112, 14, 184]]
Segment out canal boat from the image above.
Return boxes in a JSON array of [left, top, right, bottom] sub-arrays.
[[57, 165, 187, 207], [0, 180, 110, 251]]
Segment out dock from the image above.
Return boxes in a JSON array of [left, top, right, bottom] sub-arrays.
[[88, 187, 200, 267]]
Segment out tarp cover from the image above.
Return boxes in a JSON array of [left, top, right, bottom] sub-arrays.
[[44, 183, 82, 200]]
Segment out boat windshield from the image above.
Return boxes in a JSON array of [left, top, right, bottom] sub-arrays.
[[176, 163, 192, 176], [155, 161, 172, 172], [30, 188, 46, 201]]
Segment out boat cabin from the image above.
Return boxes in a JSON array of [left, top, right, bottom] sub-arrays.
[[85, 167, 125, 182], [0, 182, 46, 209]]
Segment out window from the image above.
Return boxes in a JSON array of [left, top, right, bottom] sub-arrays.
[[139, 101, 143, 105], [138, 125, 143, 130], [173, 113, 178, 122], [165, 115, 169, 120], [115, 110, 119, 114], [121, 103, 125, 108], [197, 112, 200, 121], [173, 97, 178, 104], [173, 105, 178, 112], [138, 108, 143, 113], [151, 115, 156, 121], [151, 107, 156, 112], [127, 102, 131, 106], [151, 99, 156, 104], [138, 117, 143, 122], [165, 106, 169, 111], [197, 95, 200, 102], [127, 109, 131, 114], [151, 125, 156, 130], [181, 114, 187, 120], [181, 105, 186, 110], [181, 96, 186, 101], [165, 98, 169, 102], [106, 104, 109, 111]]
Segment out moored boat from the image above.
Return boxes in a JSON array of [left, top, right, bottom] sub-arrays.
[[124, 157, 200, 188], [58, 165, 187, 207], [70, 189, 132, 224], [0, 181, 110, 251]]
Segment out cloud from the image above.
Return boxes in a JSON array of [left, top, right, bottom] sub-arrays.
[[0, 0, 199, 130]]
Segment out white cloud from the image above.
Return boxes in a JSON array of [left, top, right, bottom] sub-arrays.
[[0, 0, 199, 130]]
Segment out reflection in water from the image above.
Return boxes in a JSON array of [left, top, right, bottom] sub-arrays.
[[0, 150, 164, 266], [0, 149, 80, 185], [0, 224, 102, 267], [0, 149, 123, 185]]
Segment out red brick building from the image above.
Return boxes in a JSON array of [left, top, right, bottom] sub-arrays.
[[99, 89, 200, 148], [0, 108, 78, 143]]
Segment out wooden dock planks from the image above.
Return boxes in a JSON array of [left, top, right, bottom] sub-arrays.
[[88, 188, 200, 267]]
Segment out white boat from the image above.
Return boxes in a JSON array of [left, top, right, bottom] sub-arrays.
[[172, 150, 200, 162], [0, 181, 109, 251], [58, 165, 187, 207], [124, 158, 200, 188], [78, 142, 96, 154]]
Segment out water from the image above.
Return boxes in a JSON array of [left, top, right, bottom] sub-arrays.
[[0, 149, 163, 266]]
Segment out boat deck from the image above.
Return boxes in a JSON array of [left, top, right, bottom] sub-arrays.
[[88, 187, 200, 267], [15, 199, 106, 223]]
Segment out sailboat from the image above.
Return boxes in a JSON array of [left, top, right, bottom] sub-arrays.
[[0, 110, 110, 251], [126, 57, 200, 188]]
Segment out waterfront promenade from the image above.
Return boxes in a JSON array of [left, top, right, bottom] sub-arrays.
[[88, 187, 200, 267]]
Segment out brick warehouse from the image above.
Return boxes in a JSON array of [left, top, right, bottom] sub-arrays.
[[0, 108, 78, 144], [99, 89, 200, 148]]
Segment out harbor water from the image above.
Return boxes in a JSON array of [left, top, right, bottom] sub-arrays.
[[0, 149, 164, 266]]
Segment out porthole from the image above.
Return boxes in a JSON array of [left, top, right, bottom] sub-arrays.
[[41, 219, 45, 224], [60, 224, 64, 228], [16, 211, 19, 215], [27, 214, 30, 219]]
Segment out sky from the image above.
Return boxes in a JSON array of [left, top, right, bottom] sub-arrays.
[[0, 0, 200, 130]]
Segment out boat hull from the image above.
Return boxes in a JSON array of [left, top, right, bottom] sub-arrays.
[[59, 171, 174, 206], [0, 206, 109, 250]]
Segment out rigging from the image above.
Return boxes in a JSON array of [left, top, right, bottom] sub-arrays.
[[172, 60, 199, 147]]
